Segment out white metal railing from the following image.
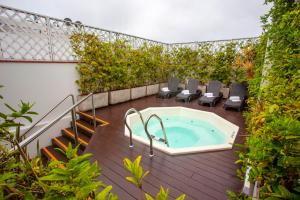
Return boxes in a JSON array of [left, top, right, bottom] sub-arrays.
[[0, 4, 259, 62]]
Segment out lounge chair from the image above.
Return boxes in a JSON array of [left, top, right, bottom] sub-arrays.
[[198, 80, 223, 107], [175, 79, 201, 102], [157, 77, 182, 99], [224, 83, 247, 111]]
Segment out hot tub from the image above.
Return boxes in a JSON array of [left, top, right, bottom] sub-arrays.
[[124, 107, 239, 155]]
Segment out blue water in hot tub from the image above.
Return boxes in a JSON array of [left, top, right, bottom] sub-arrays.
[[131, 115, 226, 148]]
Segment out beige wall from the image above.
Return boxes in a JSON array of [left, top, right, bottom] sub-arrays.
[[0, 62, 79, 157]]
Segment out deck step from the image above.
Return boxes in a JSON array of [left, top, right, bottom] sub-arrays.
[[41, 146, 67, 162], [62, 128, 90, 148], [52, 136, 84, 155], [77, 111, 109, 126], [39, 112, 105, 164], [75, 120, 95, 136]]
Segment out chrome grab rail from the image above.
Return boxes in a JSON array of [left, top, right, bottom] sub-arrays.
[[20, 94, 78, 141], [124, 108, 145, 147], [91, 94, 97, 133], [145, 114, 169, 147], [124, 108, 154, 156], [10, 93, 96, 152]]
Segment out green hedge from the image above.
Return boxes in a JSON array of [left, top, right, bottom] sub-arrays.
[[70, 33, 257, 95], [233, 1, 300, 199]]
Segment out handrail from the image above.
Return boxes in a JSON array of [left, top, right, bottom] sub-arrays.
[[124, 108, 145, 147], [10, 93, 96, 152], [124, 108, 154, 156], [20, 94, 76, 138], [145, 114, 169, 147]]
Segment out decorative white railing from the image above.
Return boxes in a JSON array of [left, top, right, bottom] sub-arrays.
[[0, 4, 259, 62], [171, 37, 259, 51]]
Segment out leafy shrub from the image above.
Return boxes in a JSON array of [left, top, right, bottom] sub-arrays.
[[70, 34, 257, 94], [40, 144, 117, 199], [0, 87, 116, 199], [210, 42, 238, 85], [233, 0, 300, 199]]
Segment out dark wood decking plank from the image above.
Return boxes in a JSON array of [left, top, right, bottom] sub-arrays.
[[98, 174, 137, 200], [85, 96, 245, 200], [90, 130, 232, 199], [92, 127, 240, 193], [104, 131, 240, 182], [94, 139, 218, 199], [100, 165, 148, 198], [98, 154, 187, 200]]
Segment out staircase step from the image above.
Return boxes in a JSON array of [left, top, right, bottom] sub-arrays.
[[52, 136, 84, 155], [77, 111, 109, 126], [62, 128, 90, 148], [41, 146, 67, 162], [75, 120, 95, 136]]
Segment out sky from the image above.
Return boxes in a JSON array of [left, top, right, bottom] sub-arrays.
[[0, 0, 271, 43]]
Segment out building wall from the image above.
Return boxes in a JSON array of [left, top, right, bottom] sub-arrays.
[[0, 62, 79, 156], [0, 62, 79, 123]]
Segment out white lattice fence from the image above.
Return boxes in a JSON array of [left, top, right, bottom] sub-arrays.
[[171, 37, 259, 51], [0, 6, 52, 60], [0, 5, 165, 61], [0, 5, 259, 62]]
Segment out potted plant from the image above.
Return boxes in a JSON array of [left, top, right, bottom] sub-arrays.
[[75, 64, 109, 111], [220, 85, 230, 98], [146, 83, 159, 96], [146, 72, 159, 96], [77, 92, 108, 111], [108, 76, 131, 104], [130, 72, 147, 99], [109, 88, 131, 104], [131, 85, 147, 99]]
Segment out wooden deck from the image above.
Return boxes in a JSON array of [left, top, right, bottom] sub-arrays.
[[85, 95, 246, 200]]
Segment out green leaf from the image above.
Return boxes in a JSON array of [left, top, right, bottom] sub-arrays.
[[40, 174, 69, 181], [24, 191, 35, 200], [125, 177, 139, 186], [123, 158, 133, 172], [265, 197, 281, 200], [294, 186, 300, 193], [79, 182, 102, 198], [277, 185, 291, 198], [21, 116, 33, 123], [4, 103, 17, 112], [175, 194, 186, 200], [27, 111, 38, 115], [156, 187, 169, 200], [145, 193, 154, 200], [0, 112, 7, 119], [96, 185, 113, 200]]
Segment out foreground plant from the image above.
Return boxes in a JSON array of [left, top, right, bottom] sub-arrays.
[[124, 156, 186, 200], [0, 87, 117, 199], [40, 143, 117, 200], [123, 155, 149, 189]]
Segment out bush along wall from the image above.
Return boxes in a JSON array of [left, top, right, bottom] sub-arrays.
[[70, 33, 258, 95], [231, 1, 300, 199]]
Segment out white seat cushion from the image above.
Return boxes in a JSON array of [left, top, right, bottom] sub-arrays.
[[229, 96, 241, 102], [161, 87, 170, 92], [204, 93, 214, 97], [181, 90, 190, 95]]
